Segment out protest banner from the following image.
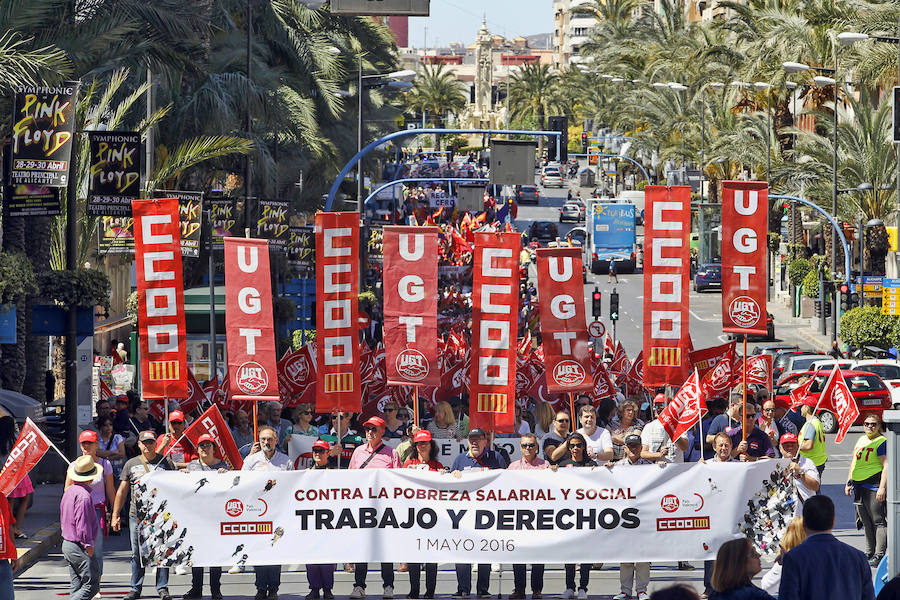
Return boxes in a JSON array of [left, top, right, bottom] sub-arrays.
[[721, 181, 768, 336], [87, 131, 141, 216], [10, 82, 80, 187], [137, 460, 793, 567], [0, 419, 53, 495], [183, 404, 243, 469]]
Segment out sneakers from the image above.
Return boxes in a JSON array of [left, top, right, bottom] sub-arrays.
[[125, 593, 140, 600], [562, 590, 576, 599], [577, 591, 588, 600], [306, 591, 321, 600], [383, 586, 394, 599], [476, 594, 492, 599], [612, 595, 629, 600], [870, 554, 885, 567], [183, 590, 202, 600], [638, 593, 650, 600], [267, 592, 278, 600], [451, 592, 470, 599], [323, 591, 334, 600], [159, 590, 172, 600], [211, 591, 223, 600], [677, 561, 695, 571], [350, 586, 366, 599]]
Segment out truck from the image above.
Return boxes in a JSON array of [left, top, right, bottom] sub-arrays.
[[587, 201, 637, 274]]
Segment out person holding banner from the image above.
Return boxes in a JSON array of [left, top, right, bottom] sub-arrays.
[[157, 411, 195, 469], [306, 440, 336, 600], [349, 417, 400, 600], [507, 433, 547, 600], [543, 411, 572, 466], [796, 399, 828, 477], [183, 435, 228, 600], [112, 431, 175, 600], [0, 493, 17, 600], [728, 406, 774, 462], [403, 431, 443, 599], [778, 434, 819, 517], [758, 400, 797, 459], [575, 405, 614, 462], [243, 426, 291, 600]]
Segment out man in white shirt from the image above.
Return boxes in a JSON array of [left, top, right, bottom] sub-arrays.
[[779, 432, 820, 516], [575, 405, 613, 462], [640, 399, 690, 464]]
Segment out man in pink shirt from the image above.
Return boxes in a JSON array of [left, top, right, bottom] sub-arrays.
[[349, 417, 400, 600], [506, 433, 547, 598]]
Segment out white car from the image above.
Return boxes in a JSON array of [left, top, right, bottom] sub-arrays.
[[810, 359, 854, 372], [850, 360, 900, 406], [540, 167, 564, 188]]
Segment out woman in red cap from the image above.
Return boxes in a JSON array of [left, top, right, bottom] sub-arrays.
[[305, 440, 336, 600], [402, 430, 443, 598]]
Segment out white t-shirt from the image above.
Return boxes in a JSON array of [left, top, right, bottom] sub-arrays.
[[791, 454, 819, 516], [640, 419, 685, 463], [577, 426, 613, 457]]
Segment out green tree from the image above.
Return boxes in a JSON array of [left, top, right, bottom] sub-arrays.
[[404, 63, 467, 149]]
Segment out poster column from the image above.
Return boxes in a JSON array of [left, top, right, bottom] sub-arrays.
[[721, 181, 769, 336], [382, 227, 440, 387], [315, 212, 362, 413], [470, 232, 520, 432], [642, 186, 692, 388], [133, 198, 189, 399]]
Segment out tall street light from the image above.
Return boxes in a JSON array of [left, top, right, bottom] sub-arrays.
[[753, 82, 773, 183], [668, 82, 689, 179], [699, 82, 725, 199]]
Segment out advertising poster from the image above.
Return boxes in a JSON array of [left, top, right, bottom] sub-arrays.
[[98, 216, 135, 254], [255, 198, 290, 252], [211, 197, 241, 249], [155, 190, 203, 258], [288, 226, 315, 271], [6, 184, 61, 217], [10, 81, 80, 187], [87, 131, 141, 216]]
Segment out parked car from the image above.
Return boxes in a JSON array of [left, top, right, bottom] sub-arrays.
[[773, 370, 891, 433], [528, 221, 559, 244], [566, 227, 588, 248], [570, 198, 587, 220], [850, 360, 900, 406], [516, 185, 540, 205], [540, 167, 565, 188], [811, 359, 854, 371], [751, 343, 800, 357], [693, 263, 722, 292], [559, 203, 582, 223], [773, 351, 823, 383]]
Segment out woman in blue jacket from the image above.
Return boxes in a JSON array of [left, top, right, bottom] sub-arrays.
[[709, 538, 775, 600]]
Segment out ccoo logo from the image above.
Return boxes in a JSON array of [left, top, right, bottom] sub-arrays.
[[237, 361, 268, 394], [553, 360, 586, 387], [728, 296, 760, 328], [396, 349, 429, 382]]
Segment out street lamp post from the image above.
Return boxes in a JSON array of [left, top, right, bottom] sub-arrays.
[[699, 82, 725, 200], [668, 82, 689, 180], [753, 82, 772, 183]]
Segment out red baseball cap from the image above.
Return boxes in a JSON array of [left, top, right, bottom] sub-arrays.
[[779, 432, 799, 445], [364, 416, 386, 429], [79, 430, 99, 443], [312, 440, 331, 451], [794, 396, 818, 409], [413, 430, 433, 443], [168, 410, 185, 423], [197, 434, 215, 445], [654, 393, 667, 405]]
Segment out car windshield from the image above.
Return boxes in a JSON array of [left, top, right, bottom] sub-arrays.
[[790, 357, 822, 372], [544, 169, 560, 175], [846, 374, 888, 392], [856, 364, 900, 380], [533, 223, 556, 232]]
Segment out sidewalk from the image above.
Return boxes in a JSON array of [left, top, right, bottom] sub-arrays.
[[13, 482, 63, 575], [768, 289, 830, 352]]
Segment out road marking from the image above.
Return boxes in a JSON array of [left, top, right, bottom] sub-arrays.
[[690, 310, 722, 322]]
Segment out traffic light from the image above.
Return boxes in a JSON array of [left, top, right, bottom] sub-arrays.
[[839, 283, 851, 312], [592, 287, 602, 318], [547, 115, 568, 163], [850, 286, 860, 307], [581, 132, 589, 153], [610, 288, 620, 321]]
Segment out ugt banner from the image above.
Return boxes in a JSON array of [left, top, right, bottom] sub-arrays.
[[470, 232, 520, 432], [0, 419, 51, 495], [383, 227, 439, 387], [536, 247, 592, 393], [643, 186, 692, 387], [133, 198, 188, 398], [315, 212, 361, 412], [224, 238, 279, 401], [136, 460, 793, 568], [722, 181, 768, 336]]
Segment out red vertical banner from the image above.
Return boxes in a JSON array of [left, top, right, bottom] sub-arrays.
[[224, 238, 279, 400], [722, 181, 768, 335], [470, 232, 520, 432], [642, 186, 692, 388], [536, 247, 593, 393], [133, 197, 189, 398], [315, 212, 361, 413], [383, 227, 439, 387]]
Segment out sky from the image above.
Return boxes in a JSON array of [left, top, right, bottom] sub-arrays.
[[407, 0, 553, 48]]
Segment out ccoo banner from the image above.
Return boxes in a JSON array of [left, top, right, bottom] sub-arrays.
[[87, 131, 141, 216], [383, 227, 440, 387], [536, 247, 593, 393], [643, 186, 692, 388], [133, 198, 189, 398], [10, 82, 80, 187], [721, 181, 768, 336], [135, 460, 793, 567], [224, 238, 279, 400], [470, 232, 520, 432], [315, 212, 362, 412]]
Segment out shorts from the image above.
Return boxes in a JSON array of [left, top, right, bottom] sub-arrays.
[[9, 475, 33, 498]]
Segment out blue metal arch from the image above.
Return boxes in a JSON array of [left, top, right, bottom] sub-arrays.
[[363, 177, 489, 207], [770, 193, 851, 283], [592, 153, 651, 184]]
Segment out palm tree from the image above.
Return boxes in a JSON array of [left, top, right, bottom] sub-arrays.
[[507, 63, 568, 156], [405, 63, 467, 149]]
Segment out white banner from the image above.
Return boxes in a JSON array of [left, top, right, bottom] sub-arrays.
[[136, 461, 794, 568]]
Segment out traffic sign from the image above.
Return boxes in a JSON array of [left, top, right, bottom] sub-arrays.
[[588, 320, 606, 338], [882, 279, 900, 315], [861, 276, 883, 298], [358, 311, 371, 329]]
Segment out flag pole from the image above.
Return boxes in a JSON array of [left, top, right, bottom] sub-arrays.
[[742, 336, 747, 442], [569, 392, 576, 427], [698, 378, 705, 462], [336, 411, 342, 471], [252, 401, 259, 443], [412, 388, 419, 429]]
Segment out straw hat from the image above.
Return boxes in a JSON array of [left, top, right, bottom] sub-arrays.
[[67, 455, 102, 484]]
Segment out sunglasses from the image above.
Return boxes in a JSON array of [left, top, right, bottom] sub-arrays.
[[864, 422, 879, 428], [556, 418, 570, 423], [384, 408, 397, 412], [569, 443, 584, 449], [763, 408, 775, 413], [312, 448, 328, 454], [300, 410, 312, 415], [364, 426, 378, 432], [521, 443, 537, 449], [198, 443, 215, 449]]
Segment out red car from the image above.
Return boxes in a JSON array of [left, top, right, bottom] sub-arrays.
[[773, 369, 891, 433]]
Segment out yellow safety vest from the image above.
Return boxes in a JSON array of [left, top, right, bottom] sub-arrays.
[[851, 434, 886, 482], [798, 416, 827, 466]]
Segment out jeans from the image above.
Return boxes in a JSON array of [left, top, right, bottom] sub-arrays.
[[620, 563, 650, 595], [564, 564, 590, 592], [408, 563, 437, 596], [703, 560, 715, 593], [354, 563, 394, 589], [307, 564, 335, 591], [455, 563, 490, 595], [857, 486, 888, 557], [129, 514, 169, 594], [0, 559, 13, 600], [191, 567, 222, 594], [63, 540, 100, 600], [513, 564, 544, 594], [254, 565, 282, 593]]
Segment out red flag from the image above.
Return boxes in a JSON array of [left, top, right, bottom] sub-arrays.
[[99, 378, 114, 399], [608, 342, 630, 377], [277, 344, 317, 407], [745, 354, 773, 390], [659, 370, 707, 441], [133, 197, 189, 398], [536, 247, 593, 393], [818, 368, 859, 443], [183, 404, 244, 469], [722, 181, 768, 335], [689, 341, 736, 380], [592, 359, 618, 401], [643, 186, 692, 387], [383, 227, 440, 387], [470, 232, 520, 432], [625, 351, 644, 395], [699, 345, 738, 400], [224, 238, 279, 400], [202, 376, 219, 401], [315, 212, 361, 412], [0, 419, 51, 495], [789, 373, 817, 410], [603, 334, 615, 356], [181, 369, 206, 414]]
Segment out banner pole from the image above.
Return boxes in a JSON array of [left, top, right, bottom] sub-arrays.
[[568, 392, 575, 426], [336, 412, 342, 471], [252, 401, 259, 443], [47, 438, 71, 465], [412, 389, 419, 429], [742, 337, 747, 442]]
